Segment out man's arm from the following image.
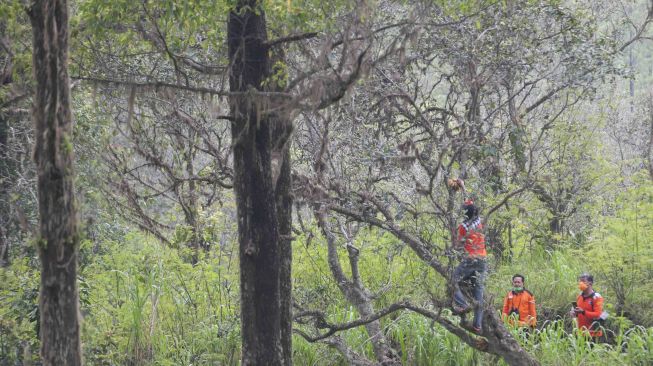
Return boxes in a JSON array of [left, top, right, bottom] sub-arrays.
[[502, 294, 510, 316], [456, 225, 467, 248], [584, 296, 604, 319], [528, 294, 537, 326], [570, 296, 579, 317]]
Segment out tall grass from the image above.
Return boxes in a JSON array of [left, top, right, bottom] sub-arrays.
[[521, 319, 653, 366], [387, 312, 479, 365], [4, 227, 652, 365], [80, 233, 242, 365]]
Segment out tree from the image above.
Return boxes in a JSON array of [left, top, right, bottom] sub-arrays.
[[227, 1, 285, 363], [93, 86, 233, 263], [28, 0, 82, 364]]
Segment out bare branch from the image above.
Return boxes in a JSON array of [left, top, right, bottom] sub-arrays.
[[265, 32, 319, 48], [71, 76, 291, 99], [619, 2, 653, 52]]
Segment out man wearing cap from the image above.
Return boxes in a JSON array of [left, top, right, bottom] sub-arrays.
[[570, 273, 607, 339], [452, 198, 487, 334]]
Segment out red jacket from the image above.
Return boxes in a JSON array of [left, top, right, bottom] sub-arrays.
[[457, 220, 486, 257], [575, 292, 604, 337]]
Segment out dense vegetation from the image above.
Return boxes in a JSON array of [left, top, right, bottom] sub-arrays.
[[1, 0, 652, 365]]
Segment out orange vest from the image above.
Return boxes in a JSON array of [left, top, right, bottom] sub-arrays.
[[502, 290, 537, 327], [458, 222, 486, 257], [576, 292, 604, 337]]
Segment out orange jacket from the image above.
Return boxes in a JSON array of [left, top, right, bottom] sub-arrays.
[[457, 221, 486, 257], [502, 290, 537, 327], [575, 292, 604, 337]]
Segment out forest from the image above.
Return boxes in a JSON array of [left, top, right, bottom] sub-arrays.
[[1, 0, 653, 365]]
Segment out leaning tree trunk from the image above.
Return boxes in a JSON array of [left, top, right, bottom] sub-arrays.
[[228, 1, 284, 364], [28, 0, 82, 365], [481, 311, 540, 366], [315, 210, 400, 365]]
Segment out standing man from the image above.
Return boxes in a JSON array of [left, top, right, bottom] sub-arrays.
[[570, 273, 606, 339], [502, 274, 537, 328], [452, 198, 487, 334]]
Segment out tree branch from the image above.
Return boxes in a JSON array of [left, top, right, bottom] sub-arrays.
[[264, 32, 319, 48], [619, 3, 653, 52], [71, 76, 291, 99]]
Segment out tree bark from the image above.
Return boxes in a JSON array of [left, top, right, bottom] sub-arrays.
[[315, 210, 400, 365], [28, 0, 82, 365], [0, 19, 13, 267], [228, 1, 284, 364], [0, 112, 9, 267], [647, 91, 653, 181], [272, 114, 293, 366], [481, 311, 540, 366], [182, 127, 202, 264]]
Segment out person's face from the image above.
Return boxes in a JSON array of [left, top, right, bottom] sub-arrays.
[[512, 277, 524, 288], [578, 278, 591, 291]]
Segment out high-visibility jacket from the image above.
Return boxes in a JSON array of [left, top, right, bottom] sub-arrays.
[[502, 290, 537, 327], [457, 220, 486, 257], [575, 292, 604, 338]]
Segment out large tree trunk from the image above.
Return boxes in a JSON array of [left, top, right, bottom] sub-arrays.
[[228, 1, 285, 364], [0, 112, 9, 267], [272, 114, 293, 365], [481, 311, 540, 366], [0, 20, 13, 267], [28, 0, 82, 365]]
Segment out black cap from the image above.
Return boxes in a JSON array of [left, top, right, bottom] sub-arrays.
[[578, 273, 593, 283]]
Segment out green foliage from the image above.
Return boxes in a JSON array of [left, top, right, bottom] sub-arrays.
[[292, 219, 653, 365], [489, 249, 585, 323], [586, 171, 653, 325], [265, 0, 351, 33], [293, 335, 340, 365], [0, 257, 40, 365], [387, 312, 479, 365], [521, 319, 653, 366], [0, 0, 32, 83], [73, 0, 232, 80], [263, 60, 289, 90], [3, 0, 653, 364], [2, 218, 652, 364], [77, 232, 241, 365]]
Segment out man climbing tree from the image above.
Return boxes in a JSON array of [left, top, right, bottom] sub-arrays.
[[452, 196, 488, 334]]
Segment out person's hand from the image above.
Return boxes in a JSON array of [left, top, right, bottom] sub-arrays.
[[573, 307, 585, 315], [569, 307, 577, 317]]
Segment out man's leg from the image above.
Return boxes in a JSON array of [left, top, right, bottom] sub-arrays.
[[453, 260, 472, 311], [471, 260, 487, 331]]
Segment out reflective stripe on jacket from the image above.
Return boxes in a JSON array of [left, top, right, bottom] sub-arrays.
[[457, 223, 486, 257]]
